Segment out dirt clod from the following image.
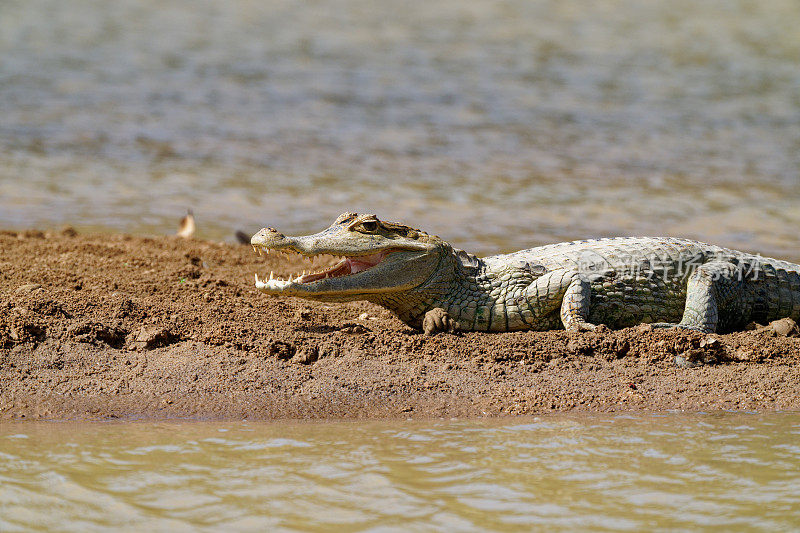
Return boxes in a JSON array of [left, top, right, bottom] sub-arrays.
[[294, 347, 319, 365], [68, 322, 128, 348], [294, 308, 313, 321], [269, 341, 296, 360], [339, 323, 370, 334], [128, 326, 176, 351]]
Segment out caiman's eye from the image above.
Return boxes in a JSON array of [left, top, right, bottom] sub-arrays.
[[347, 215, 382, 233], [359, 220, 379, 232]]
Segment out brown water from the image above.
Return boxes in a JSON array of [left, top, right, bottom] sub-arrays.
[[2, 0, 800, 256], [2, 414, 800, 531]]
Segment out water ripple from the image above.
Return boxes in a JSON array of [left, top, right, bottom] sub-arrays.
[[2, 413, 800, 531]]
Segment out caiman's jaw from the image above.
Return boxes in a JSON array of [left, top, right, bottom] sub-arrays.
[[250, 213, 443, 301], [251, 247, 418, 292]]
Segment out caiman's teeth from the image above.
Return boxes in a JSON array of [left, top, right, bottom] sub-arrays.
[[255, 274, 292, 292], [255, 248, 385, 291]]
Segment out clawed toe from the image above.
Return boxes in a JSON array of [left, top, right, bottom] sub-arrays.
[[423, 308, 457, 336]]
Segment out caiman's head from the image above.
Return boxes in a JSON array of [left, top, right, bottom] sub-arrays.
[[250, 212, 450, 302]]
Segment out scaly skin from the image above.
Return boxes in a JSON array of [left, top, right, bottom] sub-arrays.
[[251, 212, 800, 335]]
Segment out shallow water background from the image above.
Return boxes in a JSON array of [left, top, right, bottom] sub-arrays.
[[2, 414, 800, 531], [2, 0, 800, 257]]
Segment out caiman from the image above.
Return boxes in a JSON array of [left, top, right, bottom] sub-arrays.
[[251, 212, 800, 336]]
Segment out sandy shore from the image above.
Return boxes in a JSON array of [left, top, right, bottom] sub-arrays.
[[1, 228, 799, 420]]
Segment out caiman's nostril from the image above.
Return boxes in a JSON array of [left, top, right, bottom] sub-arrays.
[[262, 227, 285, 238], [252, 227, 285, 244]]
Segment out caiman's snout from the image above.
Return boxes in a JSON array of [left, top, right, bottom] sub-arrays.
[[251, 227, 285, 247], [250, 226, 317, 256]]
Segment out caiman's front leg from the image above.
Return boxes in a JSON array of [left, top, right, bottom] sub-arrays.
[[559, 277, 599, 331], [523, 270, 601, 332]]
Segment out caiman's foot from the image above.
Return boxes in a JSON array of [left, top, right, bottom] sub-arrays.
[[573, 322, 608, 332], [564, 321, 608, 332], [423, 308, 457, 336], [650, 323, 709, 333]]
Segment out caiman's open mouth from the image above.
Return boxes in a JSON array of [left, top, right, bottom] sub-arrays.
[[252, 246, 391, 290]]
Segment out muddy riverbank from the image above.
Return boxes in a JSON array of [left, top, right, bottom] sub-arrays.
[[2, 229, 799, 420]]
